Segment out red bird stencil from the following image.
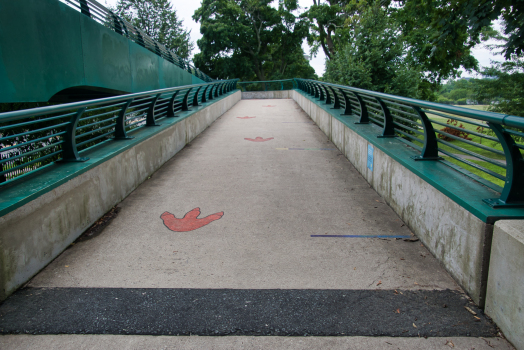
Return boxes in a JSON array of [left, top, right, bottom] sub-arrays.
[[244, 137, 274, 142], [237, 116, 256, 119], [160, 207, 224, 232]]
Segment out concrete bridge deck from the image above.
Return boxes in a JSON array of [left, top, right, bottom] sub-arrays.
[[0, 99, 513, 349]]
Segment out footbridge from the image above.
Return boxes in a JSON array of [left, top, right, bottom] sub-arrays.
[[1, 77, 523, 349], [0, 0, 213, 103]]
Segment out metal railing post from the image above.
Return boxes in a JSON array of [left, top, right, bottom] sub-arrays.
[[193, 87, 202, 106], [375, 97, 395, 138], [201, 86, 209, 103], [330, 87, 340, 109], [483, 123, 524, 207], [351, 92, 369, 124], [208, 85, 215, 100], [411, 106, 442, 161], [115, 99, 134, 139], [166, 91, 179, 117], [60, 108, 89, 162], [323, 85, 331, 105], [340, 89, 352, 115], [134, 26, 146, 48], [146, 94, 161, 126], [79, 0, 91, 18], [182, 88, 192, 111], [111, 13, 123, 35], [318, 84, 325, 101]]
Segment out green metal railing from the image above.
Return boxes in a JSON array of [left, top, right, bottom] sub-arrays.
[[295, 79, 524, 208], [238, 79, 296, 92], [0, 80, 238, 184], [59, 0, 214, 83]]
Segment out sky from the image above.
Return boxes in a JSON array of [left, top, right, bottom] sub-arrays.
[[102, 0, 505, 78]]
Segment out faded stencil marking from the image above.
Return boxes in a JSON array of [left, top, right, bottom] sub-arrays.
[[161, 207, 224, 232], [237, 116, 256, 119], [245, 137, 274, 142]]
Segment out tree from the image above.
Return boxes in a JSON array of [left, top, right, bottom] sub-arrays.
[[193, 0, 316, 81], [303, 0, 348, 60], [475, 58, 524, 117], [321, 1, 425, 98], [113, 0, 194, 59], [416, 0, 524, 60], [304, 0, 484, 97]]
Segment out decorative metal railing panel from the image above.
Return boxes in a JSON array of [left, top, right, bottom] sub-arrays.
[[295, 79, 524, 209], [0, 80, 238, 184], [58, 0, 213, 83]]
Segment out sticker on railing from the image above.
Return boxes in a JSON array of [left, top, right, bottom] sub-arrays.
[[245, 137, 274, 142], [237, 116, 256, 119], [160, 208, 224, 232], [367, 144, 374, 171]]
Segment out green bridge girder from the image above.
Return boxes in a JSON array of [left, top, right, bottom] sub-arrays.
[[0, 0, 206, 103]]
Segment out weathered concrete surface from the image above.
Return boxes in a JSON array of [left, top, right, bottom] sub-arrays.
[[1, 98, 512, 348], [486, 220, 524, 350], [242, 91, 292, 99], [0, 91, 241, 301], [0, 335, 514, 350], [27, 99, 457, 291], [292, 90, 492, 306]]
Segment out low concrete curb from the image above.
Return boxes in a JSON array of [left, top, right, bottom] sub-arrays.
[[0, 91, 241, 301], [486, 220, 524, 350], [241, 91, 292, 99]]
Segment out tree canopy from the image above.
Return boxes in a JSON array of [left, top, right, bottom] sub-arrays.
[[193, 0, 316, 81], [112, 0, 194, 59]]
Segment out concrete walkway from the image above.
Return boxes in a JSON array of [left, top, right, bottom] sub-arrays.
[[0, 99, 513, 349]]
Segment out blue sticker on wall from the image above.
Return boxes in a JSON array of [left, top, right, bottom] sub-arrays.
[[367, 144, 374, 171]]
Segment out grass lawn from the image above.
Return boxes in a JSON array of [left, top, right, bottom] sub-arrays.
[[442, 156, 506, 188]]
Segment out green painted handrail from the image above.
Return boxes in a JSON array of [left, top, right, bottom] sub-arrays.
[[0, 80, 239, 183], [294, 78, 524, 208]]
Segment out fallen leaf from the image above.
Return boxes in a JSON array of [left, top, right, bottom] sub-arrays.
[[403, 238, 419, 242], [354, 267, 356, 270], [400, 258, 405, 260], [377, 281, 382, 286], [413, 323, 417, 328], [445, 340, 455, 348], [346, 223, 351, 226], [414, 282, 419, 285], [396, 308, 400, 313], [474, 316, 481, 322], [464, 306, 477, 315], [65, 265, 69, 267]]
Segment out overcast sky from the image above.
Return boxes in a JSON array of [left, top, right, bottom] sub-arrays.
[[102, 0, 505, 78]]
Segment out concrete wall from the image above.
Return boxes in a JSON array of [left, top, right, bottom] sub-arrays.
[[0, 91, 241, 300], [291, 90, 492, 306], [241, 91, 292, 99], [485, 220, 524, 350]]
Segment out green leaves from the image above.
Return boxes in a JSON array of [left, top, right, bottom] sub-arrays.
[[112, 0, 194, 59], [193, 0, 316, 81]]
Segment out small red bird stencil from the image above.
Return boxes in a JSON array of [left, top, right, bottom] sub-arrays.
[[160, 207, 224, 232], [244, 137, 274, 142], [237, 116, 256, 119]]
